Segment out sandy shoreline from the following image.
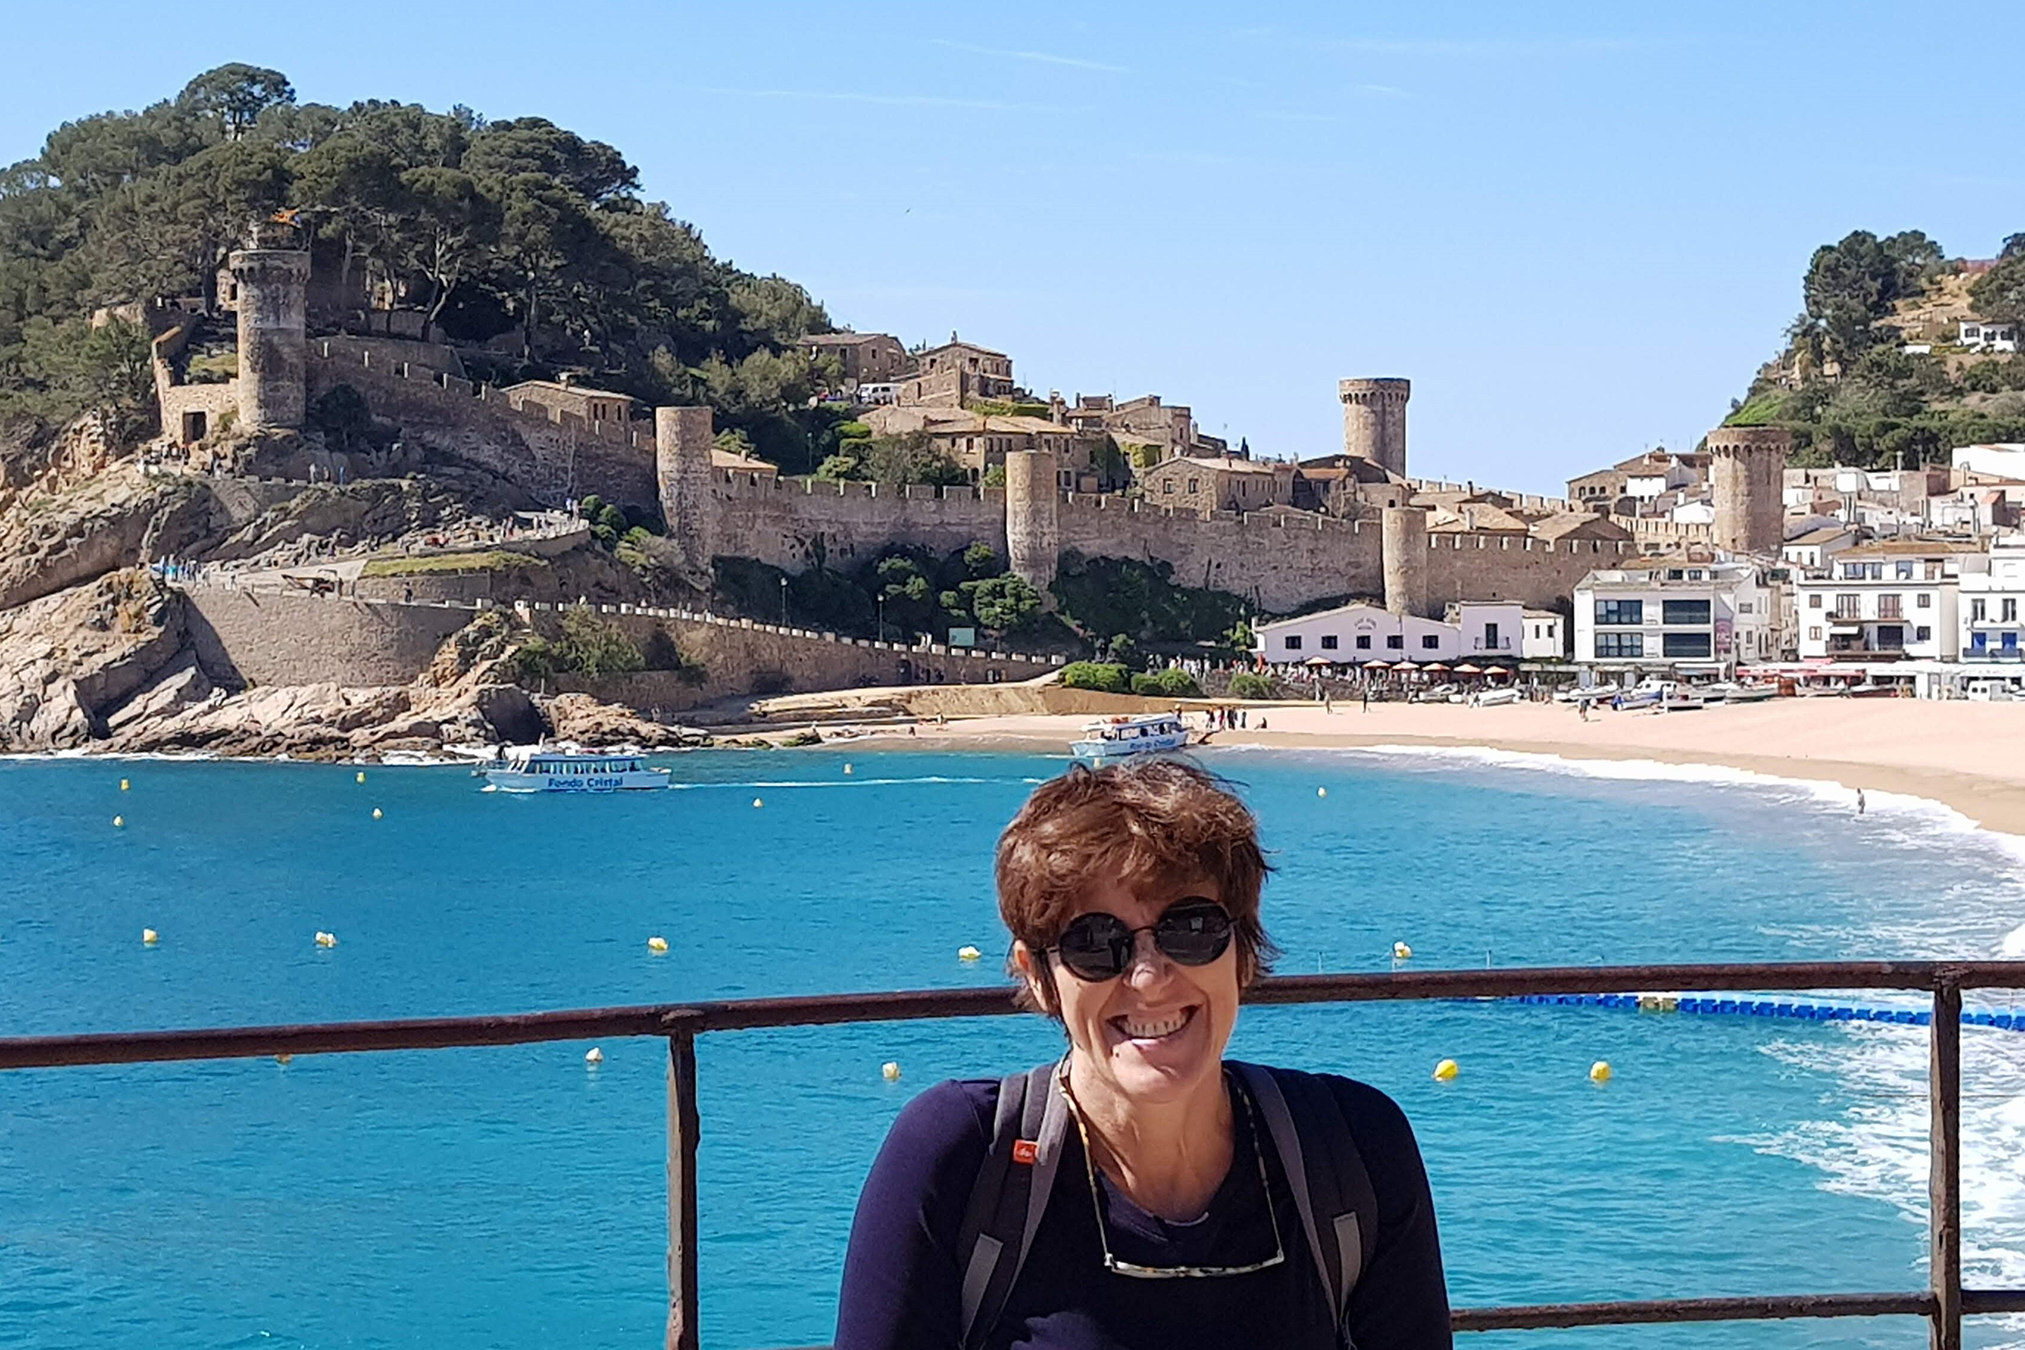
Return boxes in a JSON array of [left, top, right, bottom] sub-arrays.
[[865, 699, 2025, 838]]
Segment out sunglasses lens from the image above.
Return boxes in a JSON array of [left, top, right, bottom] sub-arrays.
[[1056, 913, 1131, 980], [1154, 900, 1233, 966]]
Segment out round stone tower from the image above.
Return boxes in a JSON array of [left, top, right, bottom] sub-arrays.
[[1381, 505, 1429, 617], [1004, 449, 1060, 595], [1338, 377, 1411, 478], [655, 406, 717, 577], [1707, 426, 1790, 556], [229, 245, 311, 430]]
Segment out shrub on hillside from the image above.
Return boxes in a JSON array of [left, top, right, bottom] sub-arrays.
[[1060, 662, 1130, 694], [1227, 672, 1275, 700], [1130, 668, 1202, 698]]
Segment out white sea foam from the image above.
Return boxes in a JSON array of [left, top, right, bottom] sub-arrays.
[[1290, 739, 2025, 1340]]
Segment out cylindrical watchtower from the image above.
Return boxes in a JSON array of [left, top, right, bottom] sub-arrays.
[[655, 406, 717, 576], [1004, 450, 1060, 594], [1382, 505, 1429, 617], [1339, 377, 1411, 478], [1707, 426, 1790, 556], [230, 246, 311, 430]]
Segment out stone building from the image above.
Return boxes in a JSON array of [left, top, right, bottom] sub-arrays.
[[902, 335, 1015, 404], [501, 380, 639, 429], [1338, 377, 1410, 477], [1708, 426, 1791, 556], [801, 331, 907, 384], [1140, 455, 1297, 513], [918, 414, 1075, 483]]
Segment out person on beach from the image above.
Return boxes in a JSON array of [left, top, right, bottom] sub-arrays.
[[1857, 789, 1866, 816], [835, 762, 1452, 1350]]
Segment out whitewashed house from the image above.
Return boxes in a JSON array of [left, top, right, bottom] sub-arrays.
[[1522, 609, 1565, 659], [1960, 320, 2020, 353], [1573, 555, 1778, 670], [1959, 536, 2025, 667], [1252, 600, 1523, 666], [1792, 542, 1969, 661]]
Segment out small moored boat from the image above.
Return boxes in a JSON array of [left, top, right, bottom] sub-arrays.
[[483, 745, 672, 793], [1070, 713, 1190, 763]]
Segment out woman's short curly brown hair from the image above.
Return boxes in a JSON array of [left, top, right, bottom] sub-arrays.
[[995, 759, 1276, 1014]]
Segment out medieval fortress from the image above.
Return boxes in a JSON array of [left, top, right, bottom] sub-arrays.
[[154, 232, 1792, 623]]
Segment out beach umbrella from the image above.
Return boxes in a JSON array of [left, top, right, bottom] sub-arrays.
[[1362, 659, 1391, 670], [1486, 665, 1512, 678], [1453, 662, 1483, 675], [1422, 662, 1451, 672], [1304, 655, 1335, 667], [1391, 660, 1420, 671]]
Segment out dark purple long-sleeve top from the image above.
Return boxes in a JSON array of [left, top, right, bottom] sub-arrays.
[[834, 1070, 1451, 1350]]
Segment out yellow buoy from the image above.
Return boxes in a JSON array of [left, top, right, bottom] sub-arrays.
[[142, 928, 159, 945], [356, 771, 367, 784], [647, 936, 669, 953], [276, 1053, 293, 1065], [315, 930, 338, 948], [957, 945, 982, 962], [1432, 1058, 1459, 1081], [1317, 786, 1328, 798], [585, 1047, 605, 1065], [113, 815, 124, 828], [881, 1061, 902, 1081], [1589, 1060, 1613, 1083], [1392, 941, 1413, 961], [120, 778, 130, 791], [371, 807, 383, 820], [752, 797, 764, 809]]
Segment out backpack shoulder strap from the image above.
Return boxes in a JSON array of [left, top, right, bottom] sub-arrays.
[[1231, 1061, 1377, 1330], [955, 1063, 1069, 1350]]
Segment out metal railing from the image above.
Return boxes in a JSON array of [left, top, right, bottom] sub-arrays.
[[5, 960, 2024, 1350]]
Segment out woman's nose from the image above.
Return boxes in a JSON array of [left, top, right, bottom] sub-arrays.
[[1121, 929, 1173, 984]]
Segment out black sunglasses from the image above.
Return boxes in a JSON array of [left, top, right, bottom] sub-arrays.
[[1049, 898, 1234, 982]]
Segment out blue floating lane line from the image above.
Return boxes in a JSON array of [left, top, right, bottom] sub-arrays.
[[1507, 992, 2012, 1029]]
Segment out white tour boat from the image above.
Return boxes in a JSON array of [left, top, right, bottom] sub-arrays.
[[483, 745, 672, 793], [1070, 713, 1190, 763]]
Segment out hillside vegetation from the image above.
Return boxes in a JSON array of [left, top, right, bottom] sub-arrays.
[[1727, 230, 2025, 466], [0, 64, 855, 469]]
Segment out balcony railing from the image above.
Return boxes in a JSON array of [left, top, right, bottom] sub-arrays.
[[5, 961, 2024, 1350]]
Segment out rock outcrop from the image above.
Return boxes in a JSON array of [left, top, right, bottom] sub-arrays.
[[0, 570, 189, 747]]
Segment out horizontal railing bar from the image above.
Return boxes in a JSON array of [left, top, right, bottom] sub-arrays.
[[8, 961, 2025, 1072], [1450, 1291, 1934, 1330], [1963, 1288, 2025, 1315]]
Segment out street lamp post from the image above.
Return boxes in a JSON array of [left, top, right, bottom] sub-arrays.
[[779, 575, 789, 626], [877, 594, 885, 642]]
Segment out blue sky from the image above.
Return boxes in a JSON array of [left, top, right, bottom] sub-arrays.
[[7, 1, 2022, 494]]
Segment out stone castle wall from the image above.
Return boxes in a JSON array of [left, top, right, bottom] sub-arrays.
[[183, 589, 474, 688], [306, 341, 658, 513], [702, 471, 1008, 571]]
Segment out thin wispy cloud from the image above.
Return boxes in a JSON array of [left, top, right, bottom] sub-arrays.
[[688, 85, 1033, 112], [1320, 36, 1640, 57], [929, 38, 1127, 74]]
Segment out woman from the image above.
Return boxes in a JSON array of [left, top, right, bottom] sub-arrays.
[[835, 760, 1450, 1350]]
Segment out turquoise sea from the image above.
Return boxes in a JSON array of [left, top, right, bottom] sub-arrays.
[[4, 746, 2025, 1349]]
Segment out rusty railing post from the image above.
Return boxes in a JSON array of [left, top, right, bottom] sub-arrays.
[[1930, 977, 1962, 1350], [667, 1032, 701, 1350]]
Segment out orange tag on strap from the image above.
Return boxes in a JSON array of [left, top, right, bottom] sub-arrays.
[[1011, 1139, 1039, 1165]]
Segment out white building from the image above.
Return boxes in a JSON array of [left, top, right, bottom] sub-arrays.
[[1781, 525, 1859, 571], [1960, 320, 2020, 353], [1960, 536, 2025, 665], [1573, 555, 1778, 670], [1253, 600, 1523, 666], [1792, 542, 1969, 661], [1953, 443, 2025, 480], [1522, 609, 1565, 659], [1625, 460, 1695, 501]]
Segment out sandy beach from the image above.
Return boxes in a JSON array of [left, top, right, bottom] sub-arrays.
[[872, 698, 2025, 837]]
